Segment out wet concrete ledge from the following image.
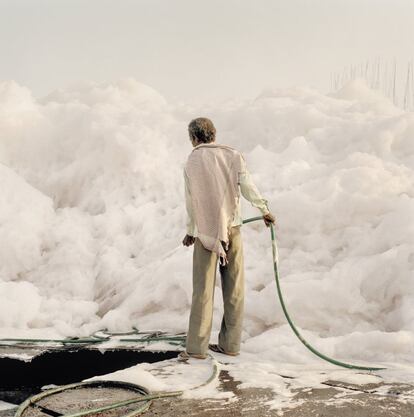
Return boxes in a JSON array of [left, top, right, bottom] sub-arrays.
[[0, 345, 178, 406], [0, 345, 413, 416]]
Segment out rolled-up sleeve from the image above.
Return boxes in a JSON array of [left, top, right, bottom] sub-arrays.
[[238, 158, 270, 215], [184, 168, 196, 236]]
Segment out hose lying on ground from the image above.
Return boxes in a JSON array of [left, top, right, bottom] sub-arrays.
[[14, 355, 219, 417]]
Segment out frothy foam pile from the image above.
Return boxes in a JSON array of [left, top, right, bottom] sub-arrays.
[[0, 77, 413, 366]]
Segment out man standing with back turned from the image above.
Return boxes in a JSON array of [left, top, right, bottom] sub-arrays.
[[180, 117, 275, 360]]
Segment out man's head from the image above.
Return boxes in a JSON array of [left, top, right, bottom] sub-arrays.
[[188, 117, 216, 147]]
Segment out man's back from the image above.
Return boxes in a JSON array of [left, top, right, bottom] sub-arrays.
[[184, 142, 270, 242], [184, 142, 245, 265]]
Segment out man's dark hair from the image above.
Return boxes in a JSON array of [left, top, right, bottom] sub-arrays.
[[188, 117, 216, 144]]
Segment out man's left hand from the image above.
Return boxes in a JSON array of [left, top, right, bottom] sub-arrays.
[[183, 234, 195, 246]]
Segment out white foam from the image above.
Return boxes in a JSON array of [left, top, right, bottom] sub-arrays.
[[0, 77, 413, 400]]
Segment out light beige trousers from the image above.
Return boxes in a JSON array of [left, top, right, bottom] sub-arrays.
[[186, 225, 244, 356]]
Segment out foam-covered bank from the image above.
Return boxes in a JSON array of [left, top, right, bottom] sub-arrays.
[[0, 77, 413, 367]]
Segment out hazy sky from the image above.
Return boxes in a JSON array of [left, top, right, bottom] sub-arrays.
[[1, 0, 413, 102]]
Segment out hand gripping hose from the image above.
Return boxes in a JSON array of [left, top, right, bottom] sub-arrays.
[[242, 215, 385, 371]]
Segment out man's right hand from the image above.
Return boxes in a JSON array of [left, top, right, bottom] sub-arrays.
[[182, 234, 195, 246], [263, 212, 276, 227]]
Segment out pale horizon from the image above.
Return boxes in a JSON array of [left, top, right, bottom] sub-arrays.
[[1, 0, 413, 102]]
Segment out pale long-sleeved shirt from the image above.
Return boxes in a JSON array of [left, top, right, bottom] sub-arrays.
[[184, 161, 270, 237]]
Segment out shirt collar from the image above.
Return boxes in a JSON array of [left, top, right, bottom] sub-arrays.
[[193, 142, 236, 152], [194, 142, 219, 149]]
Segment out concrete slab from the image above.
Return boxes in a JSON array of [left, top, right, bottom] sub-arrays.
[[140, 370, 414, 416], [1, 369, 413, 417]]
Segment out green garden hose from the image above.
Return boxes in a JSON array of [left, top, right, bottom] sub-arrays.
[[242, 215, 385, 371], [0, 329, 186, 347]]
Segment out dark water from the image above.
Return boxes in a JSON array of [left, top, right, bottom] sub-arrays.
[[0, 348, 178, 405]]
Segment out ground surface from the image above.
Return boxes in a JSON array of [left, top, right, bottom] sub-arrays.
[[1, 369, 413, 417], [139, 370, 414, 416], [1, 345, 413, 416]]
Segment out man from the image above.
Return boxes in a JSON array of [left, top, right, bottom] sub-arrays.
[[180, 117, 275, 360]]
